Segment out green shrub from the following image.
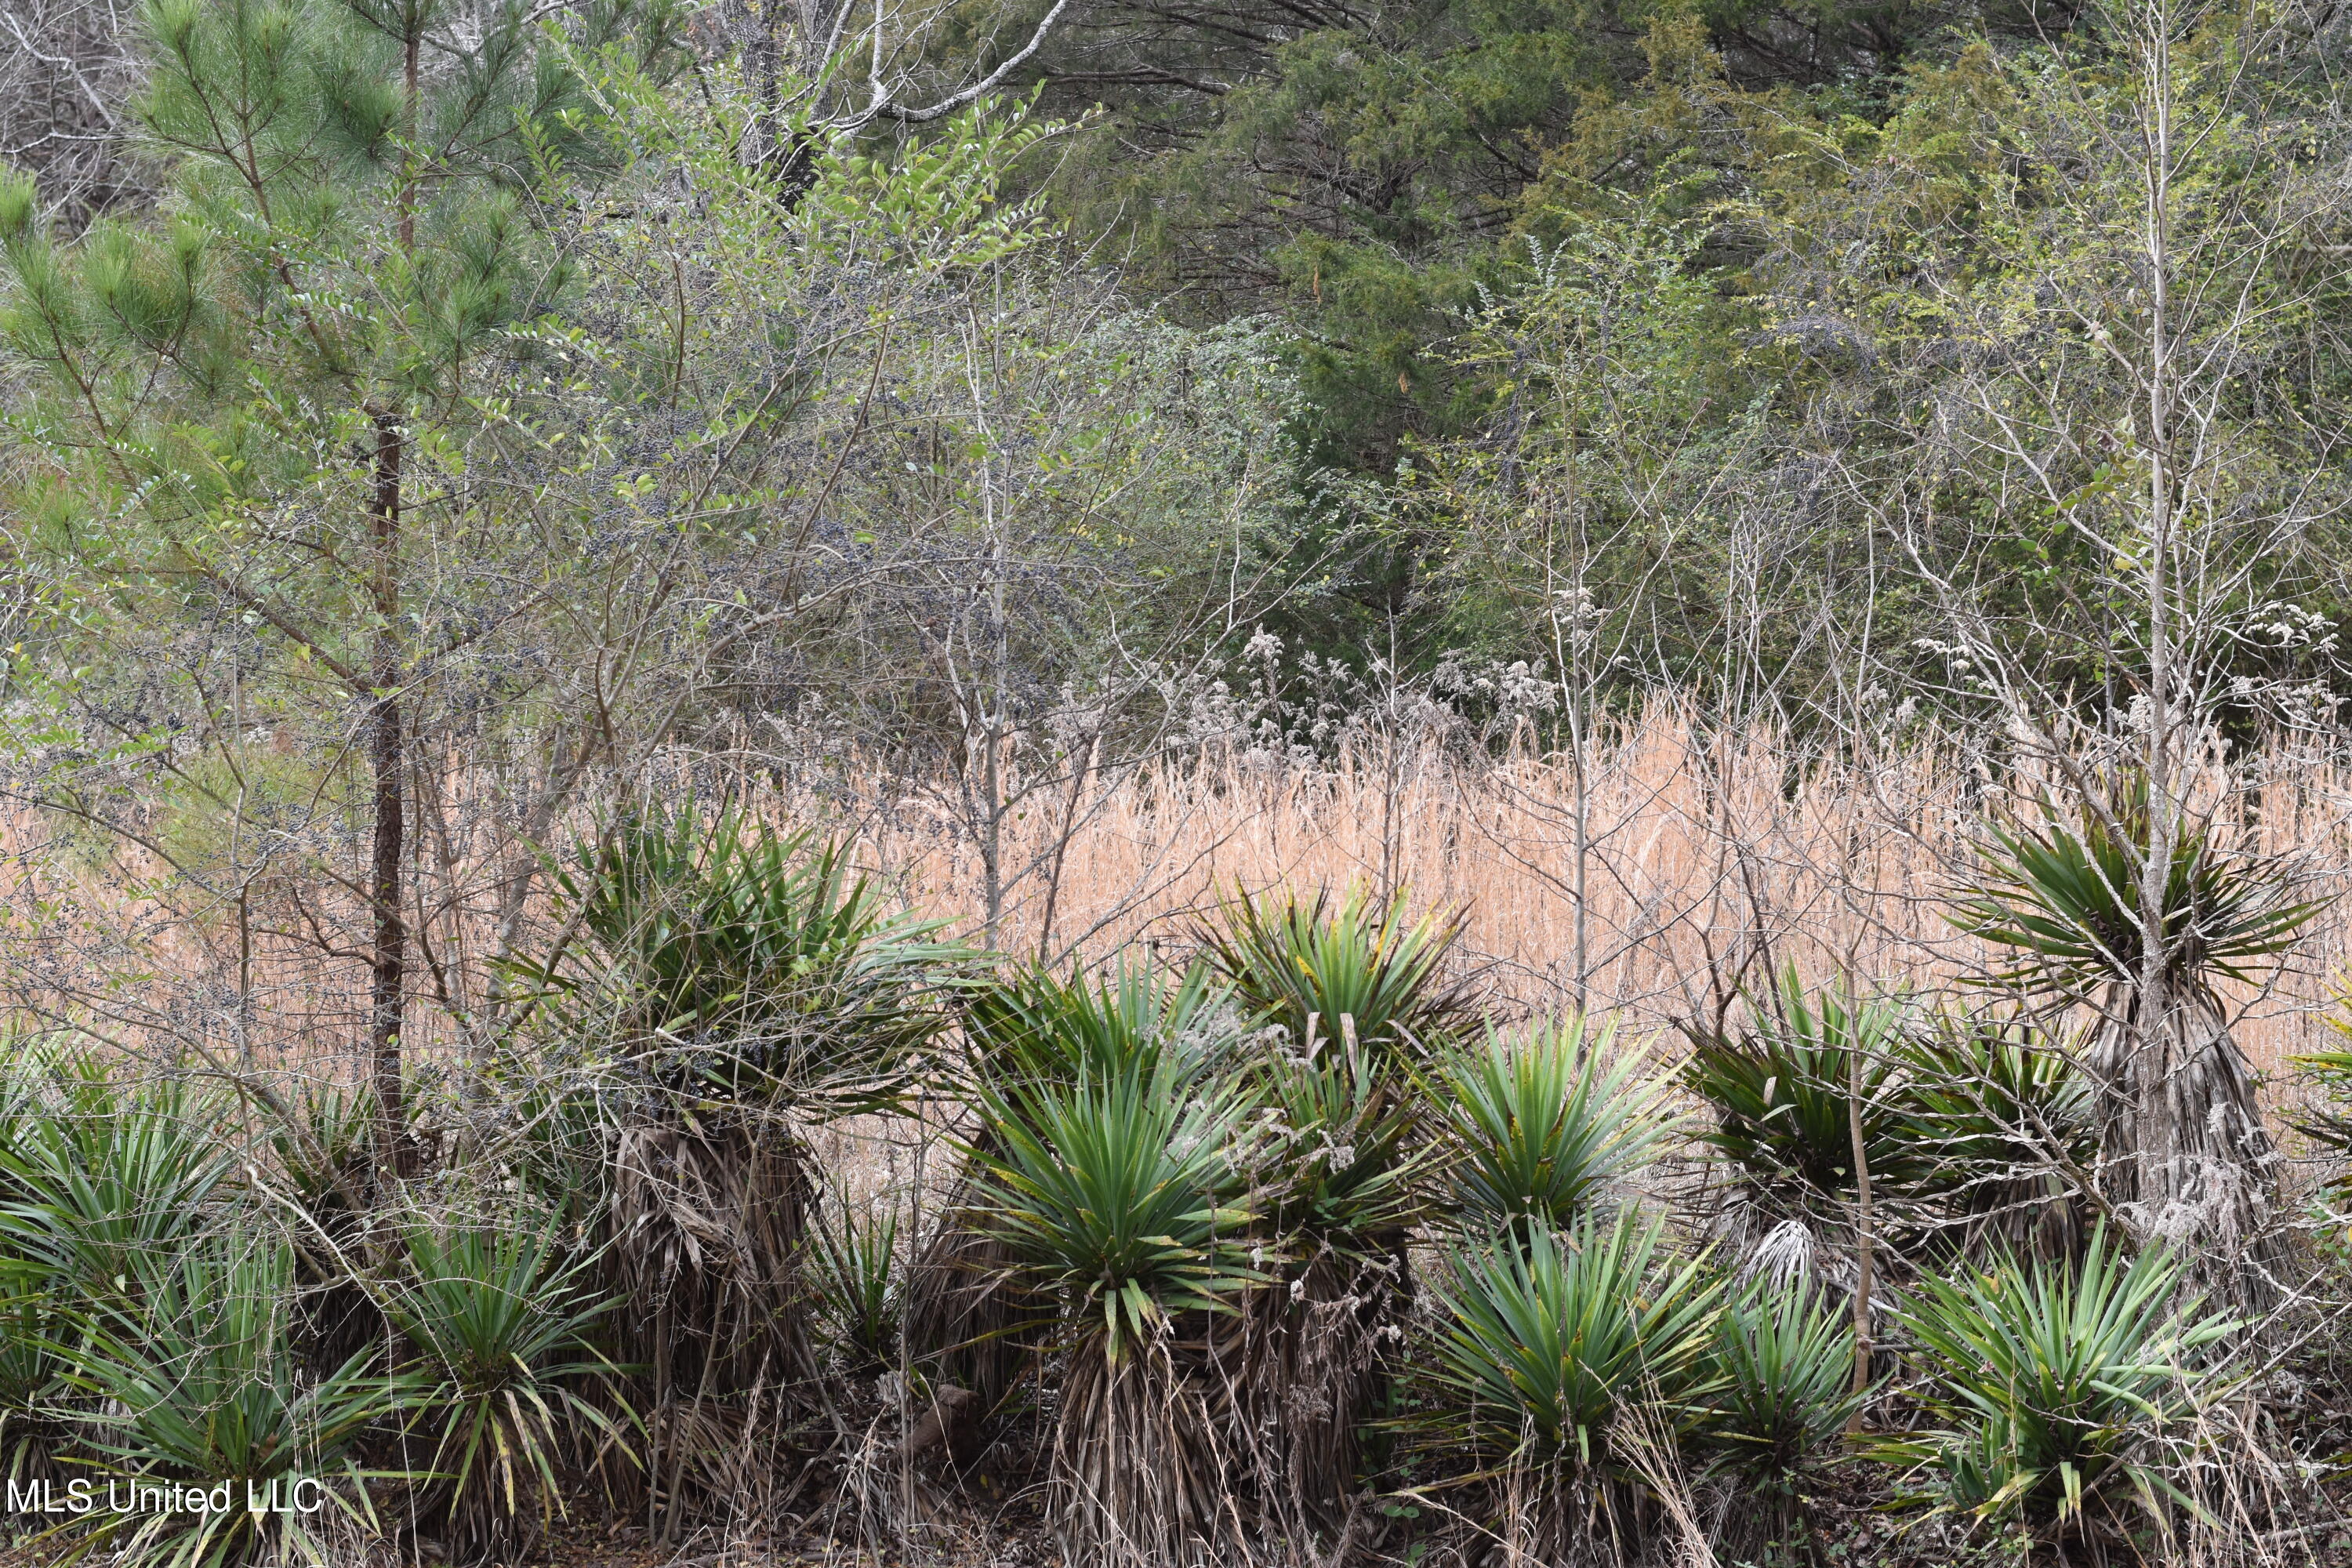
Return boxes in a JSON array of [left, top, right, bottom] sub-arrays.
[[1694, 1279, 1864, 1540], [0, 1066, 234, 1308], [390, 1217, 633, 1559], [1899, 1014, 2097, 1258], [1197, 884, 1478, 1065], [1436, 1017, 1673, 1244], [1681, 968, 1931, 1211], [808, 1201, 901, 1374], [64, 1231, 410, 1567], [967, 1057, 1258, 1358], [1893, 1225, 2237, 1538], [530, 801, 963, 1109], [1428, 1211, 1719, 1472], [0, 1272, 72, 1487]]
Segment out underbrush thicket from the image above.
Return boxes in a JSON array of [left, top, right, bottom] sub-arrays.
[[0, 797, 2333, 1568]]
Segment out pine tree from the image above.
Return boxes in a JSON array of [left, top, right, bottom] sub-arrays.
[[0, 0, 679, 1171]]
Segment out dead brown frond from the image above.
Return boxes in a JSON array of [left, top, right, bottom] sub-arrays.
[[1054, 1328, 1251, 1568], [608, 1101, 818, 1539]]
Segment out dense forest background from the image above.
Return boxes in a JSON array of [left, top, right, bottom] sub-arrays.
[[13, 0, 2352, 708]]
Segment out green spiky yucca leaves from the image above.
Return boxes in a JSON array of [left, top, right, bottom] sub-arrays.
[[1436, 1018, 1675, 1244], [65, 1232, 414, 1568], [390, 1218, 633, 1556], [1900, 1015, 2097, 1257], [906, 963, 1242, 1411], [1428, 1212, 1720, 1472], [962, 960, 1232, 1092], [0, 1268, 73, 1487], [1192, 888, 1476, 1531], [1198, 885, 1479, 1065], [263, 1080, 378, 1229], [1680, 969, 1933, 1207], [531, 800, 964, 1108], [1696, 1281, 1865, 1503], [1893, 1225, 2237, 1536], [0, 1065, 234, 1308], [1951, 775, 2321, 1005], [1254, 1042, 1428, 1246], [808, 1202, 901, 1374], [967, 1054, 1260, 1359], [2278, 985, 2352, 1171]]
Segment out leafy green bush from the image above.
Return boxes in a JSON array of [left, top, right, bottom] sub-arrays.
[[1899, 1014, 2096, 1258], [808, 1201, 901, 1374], [0, 1065, 234, 1308], [532, 802, 963, 1107], [968, 1058, 1258, 1357], [1893, 1225, 2237, 1539], [1951, 775, 2321, 1002], [390, 1217, 633, 1559], [1694, 1279, 1864, 1537], [1436, 1017, 1673, 1244]]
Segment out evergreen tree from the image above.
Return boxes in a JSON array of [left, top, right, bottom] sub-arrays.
[[0, 0, 680, 1167]]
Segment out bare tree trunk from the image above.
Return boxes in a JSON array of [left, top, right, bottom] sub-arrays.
[[1846, 1041, 1875, 1435], [368, 411, 408, 1173]]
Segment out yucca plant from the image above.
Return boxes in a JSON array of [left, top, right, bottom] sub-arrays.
[[1194, 885, 1475, 1534], [960, 960, 1234, 1092], [1680, 968, 1932, 1220], [1438, 1017, 1676, 1247], [520, 800, 963, 1534], [970, 1059, 1258, 1359], [2274, 981, 2352, 1181], [2289, 1039, 2352, 1176], [390, 1217, 634, 1563], [532, 800, 964, 1109], [966, 1054, 1261, 1568], [1238, 1037, 1431, 1530], [62, 1231, 413, 1568], [1425, 1212, 1721, 1562], [1900, 1014, 2097, 1261], [1951, 778, 2320, 1003], [1693, 1279, 1865, 1552], [808, 1200, 901, 1375], [1196, 884, 1479, 1065], [1951, 774, 2321, 1285], [263, 1080, 379, 1229], [1892, 1225, 2238, 1547], [906, 960, 1238, 1408], [258, 1080, 387, 1375], [1254, 1044, 1427, 1248], [0, 1065, 235, 1309], [0, 1270, 73, 1488]]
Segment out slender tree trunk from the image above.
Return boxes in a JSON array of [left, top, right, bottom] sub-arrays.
[[368, 410, 408, 1173], [1845, 1041, 1875, 1436], [368, 9, 421, 1175]]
